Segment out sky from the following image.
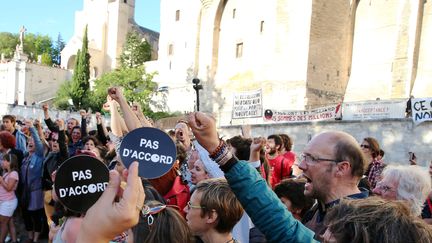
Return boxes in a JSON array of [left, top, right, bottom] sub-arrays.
[[0, 0, 160, 42]]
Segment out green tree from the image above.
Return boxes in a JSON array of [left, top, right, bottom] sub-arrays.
[[24, 33, 53, 62], [0, 32, 56, 61], [89, 66, 157, 112], [0, 32, 18, 58], [41, 52, 52, 66], [119, 31, 152, 68], [69, 26, 91, 109], [52, 33, 65, 65], [53, 80, 73, 110]]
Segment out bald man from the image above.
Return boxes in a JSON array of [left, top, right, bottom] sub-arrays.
[[187, 112, 369, 242], [299, 131, 368, 240]]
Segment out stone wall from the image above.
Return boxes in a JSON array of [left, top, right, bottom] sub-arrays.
[[218, 118, 432, 167], [305, 0, 351, 107], [153, 0, 432, 121], [0, 61, 71, 105], [23, 63, 72, 104]]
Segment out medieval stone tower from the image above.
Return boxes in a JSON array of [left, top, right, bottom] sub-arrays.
[[61, 0, 159, 79], [155, 0, 432, 125]]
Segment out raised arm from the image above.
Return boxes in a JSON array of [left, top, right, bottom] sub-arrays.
[[34, 119, 50, 154], [108, 87, 143, 131], [95, 112, 108, 145], [106, 97, 127, 137], [132, 102, 152, 127], [187, 112, 317, 243], [42, 103, 59, 132], [79, 110, 88, 138], [26, 120, 45, 157], [56, 119, 69, 160]]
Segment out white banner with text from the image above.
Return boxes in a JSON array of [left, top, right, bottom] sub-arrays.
[[411, 98, 432, 124], [232, 89, 263, 119], [342, 100, 406, 120], [263, 104, 340, 123]]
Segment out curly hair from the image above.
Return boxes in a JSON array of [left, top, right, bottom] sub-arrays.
[[0, 131, 16, 149]]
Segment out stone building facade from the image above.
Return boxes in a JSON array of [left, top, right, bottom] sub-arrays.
[[0, 61, 71, 105], [61, 0, 159, 78], [155, 0, 432, 122]]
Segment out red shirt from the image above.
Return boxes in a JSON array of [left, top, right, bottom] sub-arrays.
[[267, 154, 294, 188]]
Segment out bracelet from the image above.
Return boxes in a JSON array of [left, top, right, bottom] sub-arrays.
[[214, 146, 233, 166], [209, 139, 225, 159], [217, 151, 233, 166], [213, 144, 228, 160]]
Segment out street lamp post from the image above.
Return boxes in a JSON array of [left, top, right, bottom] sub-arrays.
[[192, 78, 203, 111]]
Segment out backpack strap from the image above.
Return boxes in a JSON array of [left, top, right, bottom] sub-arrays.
[[280, 158, 285, 180]]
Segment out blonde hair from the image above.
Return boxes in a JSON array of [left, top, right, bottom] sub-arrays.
[[195, 178, 243, 233]]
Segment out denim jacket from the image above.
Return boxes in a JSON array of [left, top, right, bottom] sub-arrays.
[[21, 127, 45, 210]]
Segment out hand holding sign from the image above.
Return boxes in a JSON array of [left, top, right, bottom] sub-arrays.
[[54, 155, 109, 213], [77, 162, 144, 243], [120, 127, 177, 178]]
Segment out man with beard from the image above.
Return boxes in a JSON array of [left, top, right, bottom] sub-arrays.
[[299, 131, 368, 240], [266, 134, 289, 188]]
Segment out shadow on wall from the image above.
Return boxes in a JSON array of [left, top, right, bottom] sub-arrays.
[[200, 65, 225, 115]]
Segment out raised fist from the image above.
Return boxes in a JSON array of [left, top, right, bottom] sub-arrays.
[[79, 110, 87, 117], [108, 87, 124, 102]]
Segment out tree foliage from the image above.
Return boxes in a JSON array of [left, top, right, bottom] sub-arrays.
[[119, 31, 152, 68], [88, 66, 157, 112], [23, 33, 53, 62], [69, 26, 91, 109], [41, 53, 52, 66], [53, 81, 73, 110], [52, 33, 65, 65], [0, 32, 18, 58], [0, 31, 61, 63]]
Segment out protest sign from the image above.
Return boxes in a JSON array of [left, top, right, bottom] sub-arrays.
[[263, 105, 338, 123], [342, 100, 405, 120], [54, 155, 109, 213], [411, 98, 432, 124], [232, 89, 263, 119], [120, 127, 177, 179]]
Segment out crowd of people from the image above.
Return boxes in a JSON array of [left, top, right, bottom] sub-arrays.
[[0, 86, 430, 243]]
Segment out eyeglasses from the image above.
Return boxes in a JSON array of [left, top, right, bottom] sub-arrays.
[[360, 144, 370, 149], [300, 154, 341, 164], [108, 160, 119, 170], [187, 201, 205, 210]]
